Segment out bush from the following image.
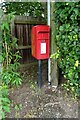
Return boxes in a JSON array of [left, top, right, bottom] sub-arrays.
[[54, 2, 80, 97]]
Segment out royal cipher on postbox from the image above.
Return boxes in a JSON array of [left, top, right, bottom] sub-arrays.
[[31, 25, 50, 60]]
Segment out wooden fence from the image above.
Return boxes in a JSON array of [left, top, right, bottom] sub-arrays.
[[12, 16, 46, 66]]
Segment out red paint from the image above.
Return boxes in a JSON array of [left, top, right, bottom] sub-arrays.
[[31, 25, 50, 60]]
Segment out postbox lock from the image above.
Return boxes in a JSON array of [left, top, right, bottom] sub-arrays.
[[42, 40, 45, 42]]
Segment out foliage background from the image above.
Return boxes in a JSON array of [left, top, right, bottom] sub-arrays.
[[1, 2, 46, 19], [54, 2, 80, 97]]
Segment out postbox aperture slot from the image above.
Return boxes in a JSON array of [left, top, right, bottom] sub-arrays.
[[38, 31, 49, 33], [37, 32, 49, 40]]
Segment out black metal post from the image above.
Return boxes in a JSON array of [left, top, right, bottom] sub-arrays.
[[38, 60, 42, 88]]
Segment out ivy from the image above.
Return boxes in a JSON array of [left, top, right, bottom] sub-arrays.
[[1, 2, 46, 20], [54, 2, 80, 97]]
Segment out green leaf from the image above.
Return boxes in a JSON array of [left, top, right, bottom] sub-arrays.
[[14, 105, 19, 111], [1, 98, 10, 103], [59, 26, 64, 31], [3, 106, 10, 113], [73, 8, 78, 15], [0, 110, 5, 119], [0, 55, 3, 63]]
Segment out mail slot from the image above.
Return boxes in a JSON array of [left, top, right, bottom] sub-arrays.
[[31, 25, 50, 60]]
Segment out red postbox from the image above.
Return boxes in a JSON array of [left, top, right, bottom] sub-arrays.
[[31, 25, 50, 60]]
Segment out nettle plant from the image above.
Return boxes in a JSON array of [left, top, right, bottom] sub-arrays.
[[0, 12, 22, 118], [0, 84, 10, 118], [53, 2, 80, 97], [1, 12, 22, 87]]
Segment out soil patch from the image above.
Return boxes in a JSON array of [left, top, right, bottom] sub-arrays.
[[6, 63, 79, 118]]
